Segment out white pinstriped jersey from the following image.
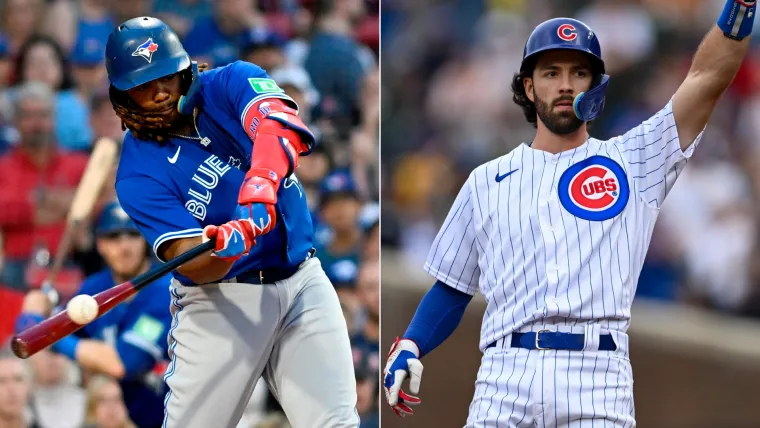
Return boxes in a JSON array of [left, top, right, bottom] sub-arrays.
[[425, 100, 702, 352]]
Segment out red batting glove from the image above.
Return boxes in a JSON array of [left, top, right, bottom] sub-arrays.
[[202, 221, 256, 261]]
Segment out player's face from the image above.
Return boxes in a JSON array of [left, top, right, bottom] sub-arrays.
[[126, 73, 184, 124], [0, 358, 30, 420], [525, 50, 593, 135], [97, 231, 148, 278]]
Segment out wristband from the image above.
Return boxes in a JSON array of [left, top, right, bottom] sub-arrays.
[[14, 312, 44, 333], [51, 335, 80, 360], [718, 0, 756, 40]]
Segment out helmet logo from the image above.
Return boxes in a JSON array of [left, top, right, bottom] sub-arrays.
[[132, 38, 159, 63], [557, 24, 577, 41]]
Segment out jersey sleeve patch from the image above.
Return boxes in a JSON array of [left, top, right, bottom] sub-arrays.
[[121, 314, 165, 360], [248, 77, 284, 94], [131, 314, 165, 343]]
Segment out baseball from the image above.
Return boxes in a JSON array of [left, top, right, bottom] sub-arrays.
[[66, 295, 99, 325]]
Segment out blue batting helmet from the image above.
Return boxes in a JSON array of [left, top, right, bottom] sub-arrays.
[[105, 16, 190, 91], [520, 18, 610, 122], [95, 201, 139, 237]]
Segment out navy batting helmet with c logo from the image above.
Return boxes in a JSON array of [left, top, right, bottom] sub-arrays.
[[520, 18, 610, 123]]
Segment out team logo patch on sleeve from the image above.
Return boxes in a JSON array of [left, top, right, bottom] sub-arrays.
[[248, 78, 284, 94], [557, 155, 629, 221]]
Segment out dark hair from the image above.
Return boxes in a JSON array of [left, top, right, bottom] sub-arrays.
[[511, 71, 537, 128], [109, 63, 209, 143], [313, 0, 338, 19], [13, 34, 76, 91]]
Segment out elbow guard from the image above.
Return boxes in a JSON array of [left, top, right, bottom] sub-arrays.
[[243, 98, 315, 178]]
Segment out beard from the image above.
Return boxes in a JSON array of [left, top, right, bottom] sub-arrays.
[[533, 90, 584, 135], [23, 131, 52, 149]]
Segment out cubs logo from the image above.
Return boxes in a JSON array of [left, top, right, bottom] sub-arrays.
[[557, 24, 577, 41], [132, 38, 159, 63], [557, 156, 629, 221]]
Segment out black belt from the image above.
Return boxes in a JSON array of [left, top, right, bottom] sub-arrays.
[[487, 331, 617, 351], [233, 248, 316, 285]]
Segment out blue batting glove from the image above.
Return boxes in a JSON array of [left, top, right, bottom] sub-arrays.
[[235, 203, 275, 236], [383, 337, 423, 418]]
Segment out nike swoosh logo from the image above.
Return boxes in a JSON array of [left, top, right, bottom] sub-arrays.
[[495, 169, 518, 182], [168, 146, 181, 164]]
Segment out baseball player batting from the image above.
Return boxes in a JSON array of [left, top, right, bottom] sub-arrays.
[[383, 2, 756, 427], [103, 17, 358, 428]]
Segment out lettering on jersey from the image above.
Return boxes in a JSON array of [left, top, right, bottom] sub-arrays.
[[557, 155, 629, 221], [184, 155, 232, 220], [246, 102, 273, 138]]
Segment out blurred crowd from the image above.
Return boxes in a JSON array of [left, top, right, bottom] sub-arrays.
[[382, 0, 760, 320], [0, 0, 379, 427]]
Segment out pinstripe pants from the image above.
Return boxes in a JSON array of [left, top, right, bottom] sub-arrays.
[[465, 346, 635, 427]]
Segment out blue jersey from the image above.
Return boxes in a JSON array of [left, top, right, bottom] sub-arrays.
[[115, 61, 314, 285], [74, 268, 173, 428]]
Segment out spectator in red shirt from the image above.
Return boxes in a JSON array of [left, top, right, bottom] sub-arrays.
[[0, 81, 88, 291]]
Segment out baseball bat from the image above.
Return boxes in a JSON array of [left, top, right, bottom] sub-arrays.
[[40, 138, 119, 306], [12, 240, 215, 359]]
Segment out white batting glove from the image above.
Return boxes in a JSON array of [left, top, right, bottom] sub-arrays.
[[383, 337, 423, 417]]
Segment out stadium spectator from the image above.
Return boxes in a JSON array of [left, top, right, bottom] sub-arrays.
[[183, 0, 269, 67], [26, 350, 85, 428], [81, 375, 136, 428], [315, 170, 363, 291], [109, 1, 154, 31], [0, 82, 88, 291], [153, 0, 213, 39], [241, 28, 288, 74], [0, 0, 42, 57], [69, 34, 108, 104], [11, 35, 93, 151], [353, 363, 377, 428], [0, 347, 38, 428], [351, 259, 379, 374], [40, 0, 113, 57], [304, 0, 371, 127]]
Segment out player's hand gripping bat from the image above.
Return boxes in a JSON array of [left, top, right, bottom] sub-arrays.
[[40, 138, 119, 307], [11, 239, 215, 359]]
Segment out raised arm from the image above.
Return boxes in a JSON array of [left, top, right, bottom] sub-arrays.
[[672, 0, 755, 149]]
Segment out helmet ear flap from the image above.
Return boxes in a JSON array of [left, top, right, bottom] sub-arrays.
[[573, 74, 609, 122]]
